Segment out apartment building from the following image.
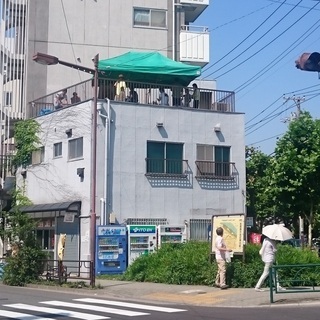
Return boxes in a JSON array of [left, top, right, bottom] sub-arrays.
[[0, 0, 246, 264]]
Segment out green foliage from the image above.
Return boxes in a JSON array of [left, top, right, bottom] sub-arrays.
[[123, 242, 215, 285], [268, 112, 320, 239], [3, 246, 47, 286], [1, 189, 47, 286], [13, 119, 41, 167], [122, 242, 320, 288], [245, 146, 273, 228]]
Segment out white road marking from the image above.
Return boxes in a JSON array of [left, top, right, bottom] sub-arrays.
[[0, 309, 52, 319], [40, 300, 149, 317], [4, 303, 108, 320], [74, 298, 187, 313]]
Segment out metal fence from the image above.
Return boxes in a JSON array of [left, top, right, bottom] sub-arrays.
[[28, 78, 236, 118], [269, 263, 320, 303], [189, 219, 211, 241], [42, 259, 94, 286]]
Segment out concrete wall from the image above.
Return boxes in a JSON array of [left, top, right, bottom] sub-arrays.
[[18, 100, 245, 259], [108, 102, 245, 224], [26, 0, 172, 102]]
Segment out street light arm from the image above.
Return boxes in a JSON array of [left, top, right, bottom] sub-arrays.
[[33, 52, 95, 74]]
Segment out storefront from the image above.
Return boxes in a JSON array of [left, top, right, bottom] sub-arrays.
[[18, 201, 81, 261]]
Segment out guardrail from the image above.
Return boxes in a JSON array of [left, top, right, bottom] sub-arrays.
[[42, 259, 95, 287], [269, 263, 320, 303]]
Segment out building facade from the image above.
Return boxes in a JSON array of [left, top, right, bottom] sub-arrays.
[[16, 98, 245, 261], [0, 1, 247, 263]]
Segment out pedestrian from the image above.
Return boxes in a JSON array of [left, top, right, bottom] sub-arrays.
[[71, 92, 81, 104], [215, 227, 232, 289], [54, 89, 68, 110], [182, 88, 191, 107], [157, 87, 169, 106], [255, 236, 277, 292], [191, 83, 200, 109], [114, 74, 126, 101]]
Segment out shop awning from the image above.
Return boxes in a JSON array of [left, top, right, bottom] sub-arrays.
[[13, 201, 81, 213], [98, 51, 201, 86]]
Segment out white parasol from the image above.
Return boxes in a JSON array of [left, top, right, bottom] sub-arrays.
[[262, 224, 293, 241]]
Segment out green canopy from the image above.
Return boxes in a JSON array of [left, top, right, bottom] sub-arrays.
[[98, 51, 201, 86]]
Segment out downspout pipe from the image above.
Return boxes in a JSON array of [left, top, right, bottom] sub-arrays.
[[98, 99, 111, 225]]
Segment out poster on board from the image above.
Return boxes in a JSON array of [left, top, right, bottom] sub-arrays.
[[211, 214, 245, 254]]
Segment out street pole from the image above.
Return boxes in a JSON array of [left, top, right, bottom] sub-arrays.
[[90, 54, 99, 287]]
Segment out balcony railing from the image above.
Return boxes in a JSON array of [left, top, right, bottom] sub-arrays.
[[195, 160, 236, 180], [180, 25, 209, 65], [28, 78, 235, 118], [145, 158, 189, 177]]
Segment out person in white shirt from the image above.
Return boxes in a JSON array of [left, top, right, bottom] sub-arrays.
[[215, 227, 232, 289], [255, 237, 277, 291], [157, 87, 169, 106]]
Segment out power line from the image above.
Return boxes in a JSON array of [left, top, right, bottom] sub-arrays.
[[204, 0, 319, 80], [233, 16, 320, 94], [202, 0, 286, 73], [248, 133, 283, 146]]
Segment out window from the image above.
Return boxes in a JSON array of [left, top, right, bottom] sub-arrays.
[[133, 8, 167, 28], [196, 144, 213, 176], [53, 142, 62, 158], [147, 141, 183, 174], [68, 137, 83, 160], [32, 146, 45, 164], [4, 91, 12, 106], [214, 146, 231, 176]]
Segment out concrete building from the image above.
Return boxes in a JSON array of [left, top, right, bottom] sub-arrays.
[[16, 96, 245, 262], [1, 0, 246, 265]]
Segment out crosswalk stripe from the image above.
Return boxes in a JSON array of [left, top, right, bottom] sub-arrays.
[[40, 301, 149, 317], [0, 310, 53, 319], [4, 303, 109, 320], [74, 298, 187, 313]]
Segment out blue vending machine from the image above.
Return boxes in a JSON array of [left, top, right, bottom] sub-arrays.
[[96, 225, 127, 275]]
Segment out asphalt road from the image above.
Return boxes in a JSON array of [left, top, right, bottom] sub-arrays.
[[0, 286, 319, 320]]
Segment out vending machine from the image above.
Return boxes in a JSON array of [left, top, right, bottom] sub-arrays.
[[127, 225, 157, 265], [157, 225, 187, 248], [96, 225, 127, 275]]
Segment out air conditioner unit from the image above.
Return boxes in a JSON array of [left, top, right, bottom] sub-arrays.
[[212, 102, 229, 112]]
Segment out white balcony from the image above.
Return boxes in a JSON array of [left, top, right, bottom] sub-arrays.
[[179, 25, 209, 66], [180, 0, 209, 23]]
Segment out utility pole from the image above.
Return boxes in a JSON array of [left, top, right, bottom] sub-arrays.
[[282, 96, 305, 246], [282, 95, 304, 123]]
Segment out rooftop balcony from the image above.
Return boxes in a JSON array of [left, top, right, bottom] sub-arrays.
[[180, 0, 209, 23], [27, 78, 235, 118]]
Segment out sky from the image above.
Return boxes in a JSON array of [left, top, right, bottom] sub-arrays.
[[194, 0, 320, 155]]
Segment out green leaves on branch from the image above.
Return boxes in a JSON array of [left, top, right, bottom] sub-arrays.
[[13, 119, 41, 167]]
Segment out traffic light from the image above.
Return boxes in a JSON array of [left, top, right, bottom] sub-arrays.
[[295, 52, 320, 72]]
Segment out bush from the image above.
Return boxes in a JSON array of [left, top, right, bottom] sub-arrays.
[[122, 242, 320, 288], [3, 246, 48, 286]]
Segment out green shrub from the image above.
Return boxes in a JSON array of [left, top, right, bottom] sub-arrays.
[[3, 246, 48, 286], [122, 242, 320, 288]]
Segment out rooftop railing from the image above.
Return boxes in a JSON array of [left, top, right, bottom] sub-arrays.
[[28, 78, 235, 118]]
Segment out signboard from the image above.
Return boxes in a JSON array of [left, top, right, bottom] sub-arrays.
[[211, 214, 245, 254], [129, 225, 156, 234], [246, 217, 254, 227]]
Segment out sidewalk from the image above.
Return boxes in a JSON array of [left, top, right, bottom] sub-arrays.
[[32, 279, 320, 308], [93, 280, 320, 307]]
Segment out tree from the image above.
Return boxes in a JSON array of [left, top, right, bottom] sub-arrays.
[[246, 146, 273, 229], [1, 119, 46, 286], [1, 189, 47, 286], [268, 112, 320, 244]]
